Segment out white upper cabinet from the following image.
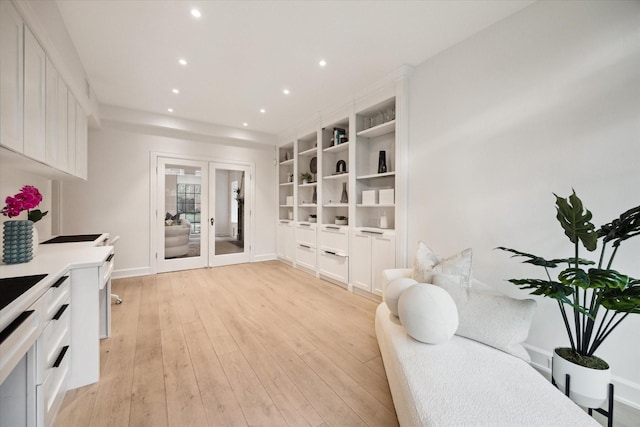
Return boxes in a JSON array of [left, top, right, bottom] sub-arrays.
[[75, 101, 87, 179], [67, 92, 76, 175], [23, 26, 46, 163], [56, 76, 68, 172], [0, 1, 24, 153], [45, 58, 58, 166]]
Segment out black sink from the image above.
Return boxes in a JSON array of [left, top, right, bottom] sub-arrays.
[[0, 274, 47, 311], [41, 234, 102, 244]]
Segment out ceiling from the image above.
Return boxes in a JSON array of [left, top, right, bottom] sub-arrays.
[[56, 0, 533, 136]]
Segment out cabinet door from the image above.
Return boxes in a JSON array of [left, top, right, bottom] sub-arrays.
[[0, 1, 24, 153], [75, 101, 88, 179], [284, 223, 294, 261], [372, 234, 396, 295], [23, 27, 46, 162], [45, 58, 58, 166], [56, 77, 68, 171], [350, 233, 372, 291], [67, 92, 76, 175]]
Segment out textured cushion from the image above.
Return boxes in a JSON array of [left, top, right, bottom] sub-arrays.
[[412, 242, 472, 287], [433, 273, 536, 361], [398, 284, 459, 345], [384, 277, 418, 317]]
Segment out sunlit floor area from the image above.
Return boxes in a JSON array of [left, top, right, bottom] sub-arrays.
[[215, 235, 244, 255]]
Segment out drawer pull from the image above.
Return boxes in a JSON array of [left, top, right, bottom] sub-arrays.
[[0, 311, 34, 345], [325, 226, 340, 230], [362, 230, 384, 235], [106, 253, 115, 262], [51, 276, 69, 288], [53, 345, 69, 368], [299, 244, 311, 249], [299, 223, 311, 227], [53, 304, 69, 320], [324, 251, 347, 258]]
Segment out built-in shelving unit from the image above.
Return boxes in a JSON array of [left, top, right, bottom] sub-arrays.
[[278, 142, 295, 221], [275, 75, 407, 295]]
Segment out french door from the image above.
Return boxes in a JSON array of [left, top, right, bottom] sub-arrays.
[[155, 156, 252, 273]]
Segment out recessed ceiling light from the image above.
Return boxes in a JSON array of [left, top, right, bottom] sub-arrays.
[[260, 108, 266, 114], [243, 122, 249, 127], [172, 88, 180, 94], [167, 108, 174, 113], [190, 8, 201, 18], [319, 59, 327, 67], [178, 58, 187, 66], [283, 89, 290, 95]]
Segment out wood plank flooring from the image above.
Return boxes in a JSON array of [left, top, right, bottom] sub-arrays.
[[55, 261, 397, 427]]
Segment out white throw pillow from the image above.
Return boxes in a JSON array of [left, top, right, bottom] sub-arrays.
[[412, 242, 472, 287], [398, 283, 459, 345], [432, 273, 536, 361], [384, 277, 418, 317]]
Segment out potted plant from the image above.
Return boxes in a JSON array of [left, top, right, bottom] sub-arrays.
[[300, 172, 312, 184], [498, 190, 639, 408]]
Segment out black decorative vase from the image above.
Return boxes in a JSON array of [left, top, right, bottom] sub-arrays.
[[378, 151, 387, 174]]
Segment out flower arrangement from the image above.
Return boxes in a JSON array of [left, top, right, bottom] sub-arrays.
[[1, 185, 48, 222]]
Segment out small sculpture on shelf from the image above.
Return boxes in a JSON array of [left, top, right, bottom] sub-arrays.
[[336, 160, 347, 174], [378, 150, 387, 173], [340, 182, 348, 204]]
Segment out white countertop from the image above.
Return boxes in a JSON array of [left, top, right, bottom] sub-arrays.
[[0, 234, 113, 331]]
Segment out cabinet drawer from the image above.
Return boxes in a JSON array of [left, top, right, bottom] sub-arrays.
[[37, 342, 70, 427], [295, 245, 316, 271], [41, 275, 70, 320], [319, 226, 349, 254], [319, 251, 349, 284], [296, 223, 316, 247], [39, 301, 70, 382]]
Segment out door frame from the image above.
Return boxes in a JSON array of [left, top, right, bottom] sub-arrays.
[[150, 151, 255, 274]]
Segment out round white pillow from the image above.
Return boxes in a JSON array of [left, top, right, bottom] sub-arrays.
[[398, 283, 459, 345], [384, 277, 418, 316]]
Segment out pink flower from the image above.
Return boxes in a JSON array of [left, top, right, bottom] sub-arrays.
[[1, 185, 47, 221]]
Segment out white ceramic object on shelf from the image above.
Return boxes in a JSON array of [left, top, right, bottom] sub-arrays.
[[552, 348, 611, 408], [32, 225, 39, 255]]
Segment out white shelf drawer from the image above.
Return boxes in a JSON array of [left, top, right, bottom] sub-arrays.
[[38, 300, 70, 383], [296, 223, 317, 247], [319, 225, 349, 254], [295, 245, 317, 271], [319, 250, 349, 283], [37, 341, 70, 427], [41, 275, 70, 321]]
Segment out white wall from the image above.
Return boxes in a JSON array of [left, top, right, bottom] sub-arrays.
[[408, 1, 640, 406], [58, 121, 277, 277]]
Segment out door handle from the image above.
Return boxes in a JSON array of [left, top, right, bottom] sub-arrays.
[[210, 218, 215, 226]]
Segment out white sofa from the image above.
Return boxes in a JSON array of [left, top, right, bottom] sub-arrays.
[[376, 268, 600, 427], [164, 219, 191, 258]]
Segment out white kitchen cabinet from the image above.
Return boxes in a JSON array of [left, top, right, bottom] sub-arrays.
[[319, 250, 348, 284], [56, 77, 68, 172], [277, 221, 294, 262], [0, 1, 24, 153], [295, 222, 317, 270], [45, 58, 58, 167], [295, 244, 316, 271], [75, 101, 88, 179], [351, 230, 395, 295], [66, 93, 76, 175], [23, 26, 46, 163]]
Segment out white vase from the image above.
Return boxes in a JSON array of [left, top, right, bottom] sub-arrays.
[[552, 348, 611, 408], [32, 225, 39, 256]]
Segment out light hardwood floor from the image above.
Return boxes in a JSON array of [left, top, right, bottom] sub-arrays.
[[55, 261, 398, 427]]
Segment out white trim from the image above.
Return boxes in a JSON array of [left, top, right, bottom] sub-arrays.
[[112, 267, 151, 279], [253, 253, 277, 263], [525, 343, 640, 410]]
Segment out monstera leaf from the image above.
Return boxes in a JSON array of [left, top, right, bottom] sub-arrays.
[[496, 247, 594, 268], [508, 278, 574, 303], [555, 190, 597, 251], [600, 279, 640, 314], [598, 205, 640, 247]]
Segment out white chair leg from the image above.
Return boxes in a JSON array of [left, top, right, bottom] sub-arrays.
[[111, 294, 122, 304]]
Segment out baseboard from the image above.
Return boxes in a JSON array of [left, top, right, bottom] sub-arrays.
[[112, 267, 151, 279], [525, 344, 640, 411], [253, 253, 277, 263]]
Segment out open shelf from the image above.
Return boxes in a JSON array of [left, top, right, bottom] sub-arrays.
[[357, 171, 395, 180], [279, 158, 294, 166], [299, 147, 318, 156], [324, 173, 349, 180], [298, 182, 318, 188], [323, 142, 350, 153], [324, 203, 348, 208], [357, 120, 395, 138], [279, 182, 294, 186]]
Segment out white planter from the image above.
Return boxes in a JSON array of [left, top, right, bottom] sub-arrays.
[[552, 348, 611, 408]]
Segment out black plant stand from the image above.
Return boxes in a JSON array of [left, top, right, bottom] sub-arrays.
[[552, 373, 614, 427]]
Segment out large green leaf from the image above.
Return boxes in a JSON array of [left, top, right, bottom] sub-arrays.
[[496, 247, 595, 268], [508, 278, 573, 302], [558, 268, 629, 291], [558, 268, 590, 289], [600, 279, 640, 313], [555, 191, 597, 251], [598, 205, 640, 247]]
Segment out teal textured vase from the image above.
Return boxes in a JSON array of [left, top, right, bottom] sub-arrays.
[[3, 220, 34, 264]]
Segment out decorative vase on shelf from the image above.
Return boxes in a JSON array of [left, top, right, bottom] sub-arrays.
[[340, 182, 348, 204], [3, 220, 34, 264], [378, 151, 387, 173], [312, 187, 317, 204]]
